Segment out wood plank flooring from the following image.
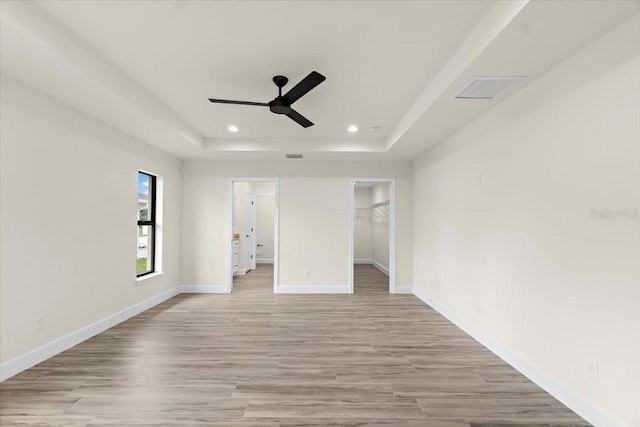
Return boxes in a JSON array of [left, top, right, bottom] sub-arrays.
[[0, 265, 589, 426], [354, 263, 389, 294]]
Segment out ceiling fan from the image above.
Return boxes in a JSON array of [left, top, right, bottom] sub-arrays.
[[208, 71, 326, 128]]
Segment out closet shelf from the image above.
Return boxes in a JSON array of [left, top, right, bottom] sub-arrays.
[[355, 200, 389, 221]]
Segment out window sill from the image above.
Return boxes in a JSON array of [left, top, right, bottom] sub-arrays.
[[136, 271, 164, 285]]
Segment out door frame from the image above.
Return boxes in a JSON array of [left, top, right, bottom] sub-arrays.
[[349, 178, 396, 294], [227, 178, 279, 293]]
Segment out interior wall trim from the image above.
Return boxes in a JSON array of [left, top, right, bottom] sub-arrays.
[[372, 259, 390, 276], [411, 287, 624, 427], [8, 281, 616, 427], [178, 285, 229, 294], [276, 285, 350, 294], [0, 287, 180, 382]]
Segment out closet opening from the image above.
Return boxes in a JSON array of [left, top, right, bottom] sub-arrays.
[[350, 179, 396, 294], [227, 178, 279, 293]]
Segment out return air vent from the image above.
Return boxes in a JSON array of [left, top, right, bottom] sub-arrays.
[[455, 76, 525, 100], [285, 153, 304, 159]]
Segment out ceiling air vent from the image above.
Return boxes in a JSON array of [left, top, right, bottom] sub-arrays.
[[455, 76, 525, 100], [285, 153, 304, 159]]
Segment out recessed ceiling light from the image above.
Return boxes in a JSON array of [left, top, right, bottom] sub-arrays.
[[347, 125, 358, 133], [228, 125, 239, 133]]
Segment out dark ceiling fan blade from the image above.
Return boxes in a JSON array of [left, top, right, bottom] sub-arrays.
[[285, 108, 314, 128], [282, 71, 326, 104], [208, 98, 269, 106]]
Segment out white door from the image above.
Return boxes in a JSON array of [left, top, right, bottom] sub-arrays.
[[245, 192, 257, 271], [256, 195, 275, 262]]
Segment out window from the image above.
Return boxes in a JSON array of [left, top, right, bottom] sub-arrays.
[[137, 171, 156, 277]]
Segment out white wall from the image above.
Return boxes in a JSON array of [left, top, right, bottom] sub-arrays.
[[0, 76, 182, 366], [251, 181, 275, 262], [354, 187, 373, 261], [372, 183, 390, 205], [371, 183, 390, 271], [280, 177, 350, 287], [251, 182, 276, 196], [412, 16, 640, 426], [181, 160, 413, 290]]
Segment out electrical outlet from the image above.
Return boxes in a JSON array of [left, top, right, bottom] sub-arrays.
[[587, 358, 599, 380], [35, 315, 44, 331], [305, 269, 311, 278]]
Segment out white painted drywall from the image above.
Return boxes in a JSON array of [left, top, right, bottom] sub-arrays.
[[279, 177, 351, 286], [250, 182, 276, 196], [412, 16, 640, 426], [180, 168, 226, 287], [0, 76, 182, 365], [371, 183, 390, 271], [181, 160, 413, 289], [354, 187, 373, 261], [248, 181, 276, 262], [372, 183, 390, 205]]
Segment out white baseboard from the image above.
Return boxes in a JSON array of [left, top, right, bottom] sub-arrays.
[[393, 285, 413, 294], [1, 282, 353, 380], [12, 282, 614, 427], [233, 268, 247, 276], [411, 287, 623, 427], [178, 285, 229, 294], [256, 258, 274, 264], [0, 287, 180, 382], [277, 285, 350, 294], [354, 258, 390, 277], [372, 259, 389, 276]]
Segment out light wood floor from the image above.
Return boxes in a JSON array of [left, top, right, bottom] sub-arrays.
[[354, 263, 389, 294], [0, 264, 589, 426]]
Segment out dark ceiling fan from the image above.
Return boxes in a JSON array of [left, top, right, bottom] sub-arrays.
[[208, 71, 326, 128]]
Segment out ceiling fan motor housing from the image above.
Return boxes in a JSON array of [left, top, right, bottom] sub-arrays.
[[269, 97, 291, 114]]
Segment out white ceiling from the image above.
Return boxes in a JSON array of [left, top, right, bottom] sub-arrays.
[[1, 0, 638, 160]]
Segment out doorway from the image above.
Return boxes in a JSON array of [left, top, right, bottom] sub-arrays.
[[350, 179, 395, 294], [228, 179, 279, 293]]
